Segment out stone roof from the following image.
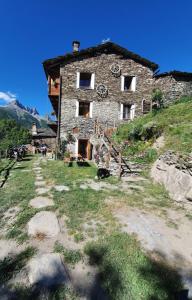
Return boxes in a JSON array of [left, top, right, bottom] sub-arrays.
[[32, 127, 56, 138], [43, 42, 159, 75], [155, 70, 192, 79]]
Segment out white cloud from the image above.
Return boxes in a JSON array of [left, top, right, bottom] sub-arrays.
[[0, 91, 17, 103]]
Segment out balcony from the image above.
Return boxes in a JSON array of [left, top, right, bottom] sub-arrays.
[[48, 77, 60, 97]]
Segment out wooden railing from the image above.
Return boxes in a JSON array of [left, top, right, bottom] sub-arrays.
[[94, 119, 131, 177]]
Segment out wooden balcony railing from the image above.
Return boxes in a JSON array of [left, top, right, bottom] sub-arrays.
[[48, 77, 60, 96]]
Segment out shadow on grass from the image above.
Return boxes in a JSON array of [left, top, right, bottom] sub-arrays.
[[85, 238, 190, 300], [0, 248, 75, 300], [77, 161, 91, 167]]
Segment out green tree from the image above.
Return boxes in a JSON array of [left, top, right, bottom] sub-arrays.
[[0, 119, 31, 151]]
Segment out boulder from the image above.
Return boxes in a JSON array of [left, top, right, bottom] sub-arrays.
[[151, 159, 192, 204]]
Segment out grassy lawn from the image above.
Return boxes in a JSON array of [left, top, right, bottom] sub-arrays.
[[40, 159, 182, 299], [0, 155, 37, 242], [0, 155, 184, 299], [85, 232, 182, 300]]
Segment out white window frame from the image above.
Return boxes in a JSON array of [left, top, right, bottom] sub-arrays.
[[130, 104, 135, 120], [120, 103, 123, 120], [90, 102, 93, 118], [76, 100, 92, 118], [75, 139, 78, 156], [121, 75, 136, 92], [76, 72, 95, 89], [75, 100, 79, 117]]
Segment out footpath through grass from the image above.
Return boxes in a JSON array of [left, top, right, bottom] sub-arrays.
[[0, 154, 36, 242], [41, 159, 183, 299]]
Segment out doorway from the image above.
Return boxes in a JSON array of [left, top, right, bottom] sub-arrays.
[[78, 139, 92, 160]]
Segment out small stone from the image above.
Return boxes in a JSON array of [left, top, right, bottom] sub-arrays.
[[27, 211, 60, 237], [36, 187, 51, 195], [80, 184, 88, 190], [36, 176, 44, 181], [29, 197, 54, 208], [35, 181, 46, 187], [28, 253, 68, 286], [33, 167, 42, 171], [54, 185, 70, 192]]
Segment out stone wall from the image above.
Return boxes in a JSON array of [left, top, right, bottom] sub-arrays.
[[155, 75, 192, 105], [60, 53, 155, 139]]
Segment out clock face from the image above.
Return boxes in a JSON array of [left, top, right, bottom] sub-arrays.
[[96, 84, 108, 97]]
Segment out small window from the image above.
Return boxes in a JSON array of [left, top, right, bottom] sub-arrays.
[[124, 77, 133, 91], [80, 73, 91, 88], [120, 103, 135, 120], [79, 102, 90, 117], [123, 104, 131, 119], [77, 72, 95, 89], [121, 76, 136, 91]]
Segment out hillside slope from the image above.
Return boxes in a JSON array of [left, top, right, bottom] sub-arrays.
[[114, 97, 192, 161]]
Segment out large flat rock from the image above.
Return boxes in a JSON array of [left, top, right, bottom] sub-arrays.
[[28, 253, 68, 286], [36, 187, 51, 195], [35, 181, 46, 187], [54, 185, 70, 192], [29, 197, 54, 209], [27, 211, 60, 237]]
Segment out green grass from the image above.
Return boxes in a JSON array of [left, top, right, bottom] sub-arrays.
[[114, 97, 192, 159], [54, 242, 82, 265], [85, 232, 182, 300], [0, 246, 36, 284], [0, 155, 36, 242]]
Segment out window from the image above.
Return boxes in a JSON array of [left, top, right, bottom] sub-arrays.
[[120, 103, 135, 120], [121, 76, 136, 92], [123, 104, 131, 119], [76, 101, 93, 118], [76, 72, 95, 89]]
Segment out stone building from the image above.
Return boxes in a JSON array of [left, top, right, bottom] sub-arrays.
[[43, 41, 192, 160], [31, 123, 56, 151]]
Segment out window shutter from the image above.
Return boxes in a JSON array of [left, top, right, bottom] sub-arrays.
[[75, 100, 79, 117], [76, 72, 80, 89], [90, 102, 93, 118], [120, 103, 123, 120], [121, 76, 125, 91], [130, 104, 135, 120], [91, 73, 95, 89], [131, 76, 136, 92]]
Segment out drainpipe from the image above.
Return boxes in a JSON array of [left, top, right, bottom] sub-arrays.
[[56, 75, 62, 159]]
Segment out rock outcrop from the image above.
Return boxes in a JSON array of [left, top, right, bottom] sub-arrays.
[[151, 151, 192, 204]]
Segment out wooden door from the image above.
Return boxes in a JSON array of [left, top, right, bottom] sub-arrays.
[[86, 141, 92, 160]]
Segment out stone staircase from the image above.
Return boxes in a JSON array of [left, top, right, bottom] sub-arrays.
[[93, 121, 142, 177]]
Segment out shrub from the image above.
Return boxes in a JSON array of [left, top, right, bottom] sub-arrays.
[[128, 121, 162, 142]]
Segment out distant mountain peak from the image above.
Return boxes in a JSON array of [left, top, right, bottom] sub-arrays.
[[9, 100, 39, 116]]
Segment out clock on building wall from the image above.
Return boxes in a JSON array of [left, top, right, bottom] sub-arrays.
[[96, 84, 108, 98], [110, 63, 121, 77]]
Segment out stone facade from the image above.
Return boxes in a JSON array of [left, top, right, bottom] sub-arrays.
[[43, 42, 192, 160], [60, 53, 155, 144]]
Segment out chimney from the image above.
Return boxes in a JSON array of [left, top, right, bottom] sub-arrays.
[[72, 41, 80, 52], [32, 123, 37, 135]]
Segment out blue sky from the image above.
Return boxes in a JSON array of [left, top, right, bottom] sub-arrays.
[[0, 0, 192, 115]]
